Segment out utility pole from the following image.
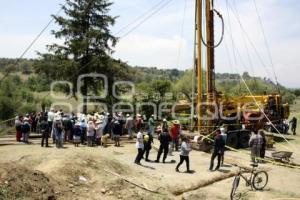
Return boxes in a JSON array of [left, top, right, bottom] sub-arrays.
[[196, 0, 203, 133], [206, 0, 215, 134]]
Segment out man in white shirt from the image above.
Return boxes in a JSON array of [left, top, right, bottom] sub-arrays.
[[47, 108, 55, 143], [134, 132, 144, 165]]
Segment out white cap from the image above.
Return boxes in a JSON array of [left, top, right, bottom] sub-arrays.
[[220, 127, 225, 133]]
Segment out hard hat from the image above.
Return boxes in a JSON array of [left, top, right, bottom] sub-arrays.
[[144, 134, 149, 142]]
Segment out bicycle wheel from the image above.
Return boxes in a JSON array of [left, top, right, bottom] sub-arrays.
[[252, 171, 268, 190], [230, 176, 240, 200]]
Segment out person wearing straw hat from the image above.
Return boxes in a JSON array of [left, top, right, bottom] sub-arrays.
[[21, 117, 31, 144], [170, 120, 181, 151]]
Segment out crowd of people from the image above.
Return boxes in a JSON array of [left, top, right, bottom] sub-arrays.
[[14, 110, 298, 173], [278, 117, 297, 135], [14, 109, 149, 148]]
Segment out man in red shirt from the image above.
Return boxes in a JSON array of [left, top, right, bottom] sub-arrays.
[[170, 120, 180, 151]]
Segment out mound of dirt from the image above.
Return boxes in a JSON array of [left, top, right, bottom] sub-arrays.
[[0, 162, 57, 200]]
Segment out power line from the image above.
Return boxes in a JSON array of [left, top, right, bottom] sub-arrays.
[[252, 0, 280, 91], [225, 0, 255, 77], [227, 0, 275, 83], [119, 0, 174, 39], [176, 0, 188, 68], [225, 0, 238, 66], [114, 0, 169, 36]]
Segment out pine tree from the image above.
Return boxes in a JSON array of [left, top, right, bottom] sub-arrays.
[[37, 0, 119, 113]]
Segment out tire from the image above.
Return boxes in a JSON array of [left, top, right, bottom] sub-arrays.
[[227, 132, 238, 148], [239, 132, 250, 148], [252, 171, 268, 190], [230, 176, 240, 200]]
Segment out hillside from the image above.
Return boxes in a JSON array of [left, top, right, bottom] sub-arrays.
[[0, 57, 298, 120]]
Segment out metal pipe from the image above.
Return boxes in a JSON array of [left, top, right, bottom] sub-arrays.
[[196, 0, 203, 133]]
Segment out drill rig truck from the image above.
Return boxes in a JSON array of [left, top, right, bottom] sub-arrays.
[[182, 0, 290, 148]]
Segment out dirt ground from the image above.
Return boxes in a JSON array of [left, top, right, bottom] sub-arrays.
[[1, 132, 300, 200]]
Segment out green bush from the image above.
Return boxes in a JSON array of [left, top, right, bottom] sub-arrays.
[[41, 98, 52, 112], [19, 103, 37, 115], [282, 92, 296, 104], [26, 74, 51, 92], [0, 96, 16, 120]]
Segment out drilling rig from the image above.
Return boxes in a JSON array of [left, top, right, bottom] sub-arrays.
[[188, 0, 290, 148]]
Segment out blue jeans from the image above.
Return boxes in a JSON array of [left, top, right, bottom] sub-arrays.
[[148, 126, 154, 135], [128, 128, 133, 138]]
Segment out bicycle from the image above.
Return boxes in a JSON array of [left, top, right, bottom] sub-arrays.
[[230, 163, 268, 200]]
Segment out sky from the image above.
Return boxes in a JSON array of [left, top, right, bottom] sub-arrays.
[[0, 0, 299, 88]]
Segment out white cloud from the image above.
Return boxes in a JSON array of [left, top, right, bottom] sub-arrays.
[[0, 34, 58, 58], [113, 34, 191, 68]]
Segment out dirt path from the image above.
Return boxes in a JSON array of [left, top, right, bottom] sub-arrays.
[[0, 137, 300, 200]]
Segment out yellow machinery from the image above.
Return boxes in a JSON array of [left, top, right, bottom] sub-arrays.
[[187, 0, 290, 148]]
